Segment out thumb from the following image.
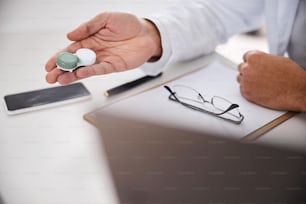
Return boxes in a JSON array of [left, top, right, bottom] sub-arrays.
[[67, 13, 110, 41], [242, 50, 266, 62]]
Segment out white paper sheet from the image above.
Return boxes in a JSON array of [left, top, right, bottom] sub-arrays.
[[96, 61, 285, 139]]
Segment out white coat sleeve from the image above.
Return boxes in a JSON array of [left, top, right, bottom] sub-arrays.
[[140, 0, 264, 75]]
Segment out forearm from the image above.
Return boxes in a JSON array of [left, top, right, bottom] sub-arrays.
[[140, 0, 265, 76], [145, 0, 264, 64]]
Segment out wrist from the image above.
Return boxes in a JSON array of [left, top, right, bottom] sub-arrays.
[[142, 19, 162, 61], [295, 70, 306, 112]]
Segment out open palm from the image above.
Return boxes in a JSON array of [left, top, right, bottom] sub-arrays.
[[45, 12, 159, 85]]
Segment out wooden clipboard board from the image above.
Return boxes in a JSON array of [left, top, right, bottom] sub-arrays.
[[241, 111, 297, 141], [83, 53, 298, 141]]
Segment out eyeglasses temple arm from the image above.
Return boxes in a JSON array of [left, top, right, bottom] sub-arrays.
[[215, 103, 239, 115], [164, 86, 179, 100]]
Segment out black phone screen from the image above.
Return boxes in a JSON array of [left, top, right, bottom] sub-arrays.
[[4, 83, 90, 112]]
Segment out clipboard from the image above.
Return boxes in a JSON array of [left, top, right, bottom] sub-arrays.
[[83, 53, 298, 141]]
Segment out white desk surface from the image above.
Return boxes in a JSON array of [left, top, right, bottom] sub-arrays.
[[0, 0, 305, 204]]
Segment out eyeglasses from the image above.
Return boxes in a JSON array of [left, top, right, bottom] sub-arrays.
[[164, 85, 244, 124]]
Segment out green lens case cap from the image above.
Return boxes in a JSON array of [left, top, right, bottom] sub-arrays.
[[56, 53, 79, 70]]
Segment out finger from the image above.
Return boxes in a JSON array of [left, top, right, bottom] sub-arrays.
[[237, 62, 244, 73], [75, 62, 115, 78], [57, 62, 114, 85], [237, 73, 242, 83], [66, 41, 84, 53], [243, 50, 252, 62], [243, 50, 257, 62], [45, 48, 70, 72], [238, 62, 247, 74], [239, 85, 253, 103], [57, 71, 84, 85], [67, 13, 110, 41], [45, 56, 57, 72], [243, 50, 265, 62], [45, 68, 65, 84], [66, 37, 104, 51]]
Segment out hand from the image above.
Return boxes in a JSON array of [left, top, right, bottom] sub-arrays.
[[237, 50, 306, 112], [45, 12, 162, 85]]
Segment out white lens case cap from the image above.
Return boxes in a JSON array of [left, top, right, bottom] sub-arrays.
[[76, 48, 96, 67]]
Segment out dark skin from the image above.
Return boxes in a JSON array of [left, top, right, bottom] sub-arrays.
[[45, 12, 306, 112]]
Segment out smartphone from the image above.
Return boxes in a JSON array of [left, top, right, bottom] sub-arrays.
[[3, 82, 91, 115]]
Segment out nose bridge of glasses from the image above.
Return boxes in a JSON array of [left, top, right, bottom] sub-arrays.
[[171, 85, 207, 102]]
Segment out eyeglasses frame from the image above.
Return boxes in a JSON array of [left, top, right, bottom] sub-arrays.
[[164, 85, 244, 124]]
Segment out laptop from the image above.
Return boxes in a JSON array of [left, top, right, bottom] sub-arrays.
[[96, 113, 306, 204], [0, 194, 4, 204]]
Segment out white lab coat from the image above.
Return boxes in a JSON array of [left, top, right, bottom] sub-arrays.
[[141, 0, 300, 75]]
